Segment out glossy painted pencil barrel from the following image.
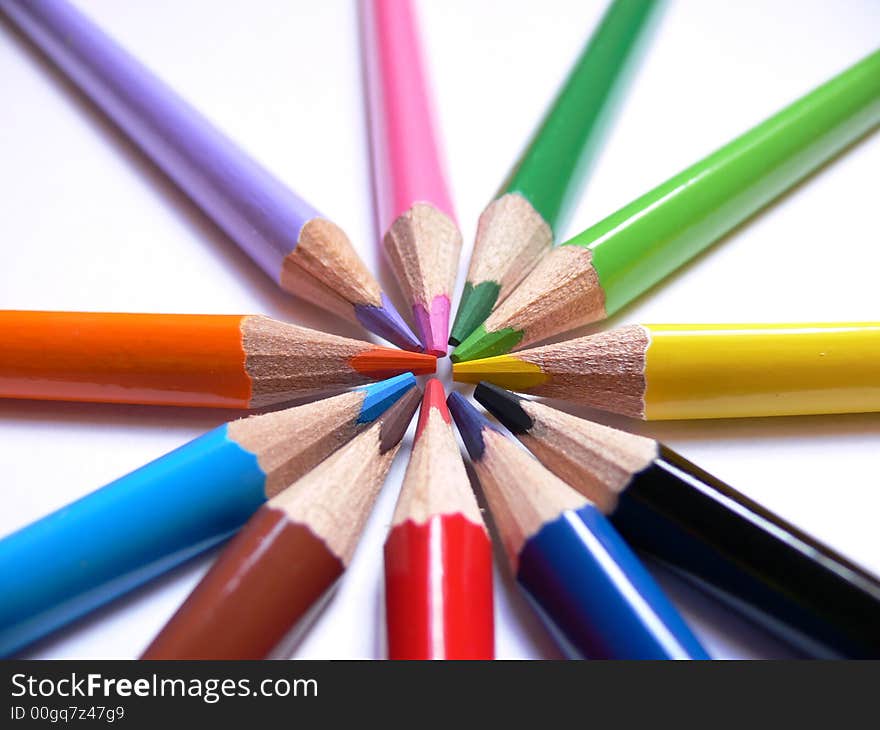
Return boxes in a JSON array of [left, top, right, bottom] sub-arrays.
[[584, 49, 880, 316], [385, 515, 493, 659], [452, 49, 880, 361], [0, 375, 417, 656], [519, 503, 709, 659], [1, 0, 419, 349], [616, 447, 880, 658], [0, 425, 266, 657], [450, 0, 657, 345], [142, 503, 344, 660], [0, 311, 435, 408], [455, 322, 880, 419]]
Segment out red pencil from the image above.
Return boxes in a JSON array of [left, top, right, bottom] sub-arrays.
[[384, 379, 494, 659]]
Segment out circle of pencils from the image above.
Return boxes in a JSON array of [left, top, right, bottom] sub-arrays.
[[0, 311, 435, 408], [454, 322, 880, 420], [384, 380, 494, 659], [474, 383, 880, 659], [2, 0, 879, 661]]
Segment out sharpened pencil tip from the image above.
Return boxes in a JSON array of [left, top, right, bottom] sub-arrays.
[[355, 294, 422, 351], [449, 281, 501, 347], [357, 373, 417, 423], [450, 324, 523, 363], [474, 382, 533, 434], [413, 296, 450, 357], [447, 392, 498, 461], [415, 378, 450, 441], [349, 347, 437, 380]]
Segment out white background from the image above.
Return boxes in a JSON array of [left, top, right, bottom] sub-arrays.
[[1, 0, 878, 659]]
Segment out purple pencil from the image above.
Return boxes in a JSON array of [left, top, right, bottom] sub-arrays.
[[1, 0, 420, 351]]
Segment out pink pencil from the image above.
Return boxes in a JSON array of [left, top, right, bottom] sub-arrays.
[[361, 0, 462, 357]]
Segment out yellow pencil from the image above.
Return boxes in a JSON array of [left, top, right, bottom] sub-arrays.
[[453, 323, 880, 420]]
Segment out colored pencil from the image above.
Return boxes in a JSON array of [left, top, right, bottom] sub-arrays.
[[1, 0, 420, 351], [384, 379, 494, 659], [361, 0, 462, 355], [455, 322, 880, 420], [143, 386, 421, 659], [451, 49, 880, 362], [449, 0, 658, 346], [446, 393, 708, 660], [0, 373, 417, 657], [475, 383, 880, 658], [0, 311, 435, 408]]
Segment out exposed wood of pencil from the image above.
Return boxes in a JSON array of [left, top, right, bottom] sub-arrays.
[[455, 325, 649, 417], [241, 315, 434, 406], [479, 388, 657, 514], [468, 193, 553, 298], [383, 202, 463, 353], [229, 388, 374, 498], [391, 406, 482, 528], [279, 218, 385, 321], [142, 388, 420, 659], [451, 245, 605, 361], [488, 245, 603, 344]]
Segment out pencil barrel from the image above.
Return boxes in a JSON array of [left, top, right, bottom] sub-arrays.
[[384, 515, 494, 659], [0, 427, 267, 656], [615, 447, 880, 658], [143, 508, 343, 660], [643, 322, 880, 419], [502, 0, 658, 231], [0, 311, 251, 407], [584, 49, 880, 315], [517, 505, 709, 659], [1, 0, 318, 280]]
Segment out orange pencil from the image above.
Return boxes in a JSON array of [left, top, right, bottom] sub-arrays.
[[0, 311, 436, 408]]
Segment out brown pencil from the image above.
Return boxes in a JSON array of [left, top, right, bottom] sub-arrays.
[[141, 386, 421, 659]]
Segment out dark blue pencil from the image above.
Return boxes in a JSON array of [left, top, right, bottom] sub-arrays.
[[447, 392, 709, 660]]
